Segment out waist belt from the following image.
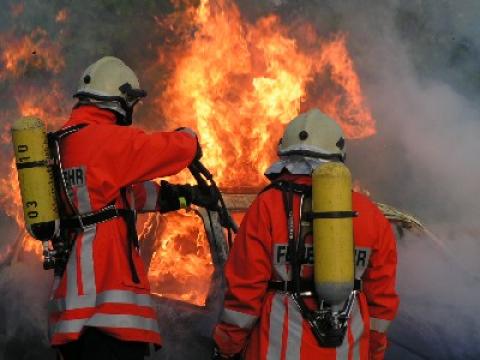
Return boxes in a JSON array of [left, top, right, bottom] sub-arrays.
[[61, 205, 133, 229], [269, 279, 362, 294], [60, 203, 139, 284]]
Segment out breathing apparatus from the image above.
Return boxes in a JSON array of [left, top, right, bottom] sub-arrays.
[[11, 112, 236, 276], [11, 117, 82, 273], [11, 117, 60, 241], [301, 161, 357, 347], [11, 57, 147, 273], [270, 108, 358, 347]]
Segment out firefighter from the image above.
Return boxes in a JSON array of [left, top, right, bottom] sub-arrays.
[[48, 56, 217, 360], [213, 108, 399, 359]]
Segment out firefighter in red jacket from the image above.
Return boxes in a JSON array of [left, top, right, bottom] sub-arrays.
[[213, 108, 399, 360], [48, 56, 217, 360]]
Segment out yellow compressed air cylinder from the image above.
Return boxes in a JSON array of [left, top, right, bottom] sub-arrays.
[[11, 117, 59, 240], [312, 162, 354, 309]]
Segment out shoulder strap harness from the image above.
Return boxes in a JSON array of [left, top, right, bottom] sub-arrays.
[[264, 180, 359, 348], [49, 124, 140, 283]]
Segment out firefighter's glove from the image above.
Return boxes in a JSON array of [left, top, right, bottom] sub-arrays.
[[158, 180, 190, 213], [159, 181, 218, 213], [175, 127, 202, 161], [190, 185, 219, 211]]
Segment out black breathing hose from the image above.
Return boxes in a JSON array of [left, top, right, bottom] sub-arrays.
[[188, 160, 238, 251]]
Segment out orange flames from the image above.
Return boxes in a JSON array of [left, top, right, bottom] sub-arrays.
[[0, 28, 64, 81], [156, 0, 375, 189], [55, 9, 69, 23], [0, 0, 376, 306], [148, 211, 214, 306]]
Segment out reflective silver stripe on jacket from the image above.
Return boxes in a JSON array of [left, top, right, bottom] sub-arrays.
[[80, 226, 97, 295], [336, 299, 365, 360], [67, 169, 97, 296], [370, 317, 391, 333], [273, 263, 289, 281], [271, 244, 373, 282], [266, 293, 286, 360], [351, 300, 365, 360], [221, 308, 258, 330], [65, 226, 97, 298], [142, 181, 158, 211], [285, 296, 303, 359], [49, 290, 154, 313], [50, 313, 160, 335]]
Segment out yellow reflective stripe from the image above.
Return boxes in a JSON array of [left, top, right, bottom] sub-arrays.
[[370, 317, 391, 333], [49, 290, 154, 313], [179, 197, 187, 209], [51, 314, 160, 335], [221, 308, 258, 329]]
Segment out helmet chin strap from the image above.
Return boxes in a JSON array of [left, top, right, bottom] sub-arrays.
[[116, 97, 141, 126], [117, 105, 133, 126]]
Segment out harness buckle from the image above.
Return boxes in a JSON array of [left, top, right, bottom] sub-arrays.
[[77, 214, 85, 229]]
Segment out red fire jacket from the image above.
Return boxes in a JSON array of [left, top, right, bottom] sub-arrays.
[[48, 106, 197, 346], [214, 174, 399, 360]]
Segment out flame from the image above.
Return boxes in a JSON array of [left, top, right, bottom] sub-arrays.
[[15, 81, 70, 126], [0, 0, 377, 306], [147, 211, 214, 306], [156, 0, 375, 188], [55, 9, 68, 23], [0, 27, 66, 258], [0, 29, 64, 80]]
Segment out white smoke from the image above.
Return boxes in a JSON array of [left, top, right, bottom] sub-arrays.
[[268, 1, 480, 358], [1, 0, 480, 359]]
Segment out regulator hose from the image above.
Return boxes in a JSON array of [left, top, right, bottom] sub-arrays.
[[188, 160, 238, 250]]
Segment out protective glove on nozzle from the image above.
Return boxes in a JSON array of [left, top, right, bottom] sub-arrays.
[[158, 180, 219, 213]]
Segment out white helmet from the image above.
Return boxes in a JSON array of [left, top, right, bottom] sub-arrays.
[[74, 56, 146, 125], [278, 108, 346, 161]]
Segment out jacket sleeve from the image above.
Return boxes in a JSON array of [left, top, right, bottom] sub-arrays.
[[130, 181, 160, 212], [362, 206, 400, 360], [103, 126, 197, 189], [213, 195, 273, 356]]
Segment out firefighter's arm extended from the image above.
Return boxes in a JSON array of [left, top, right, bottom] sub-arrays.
[[362, 207, 400, 360], [105, 126, 198, 188], [213, 196, 272, 357]]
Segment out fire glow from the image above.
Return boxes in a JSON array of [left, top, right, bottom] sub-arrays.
[[0, 0, 376, 306], [156, 0, 375, 189]]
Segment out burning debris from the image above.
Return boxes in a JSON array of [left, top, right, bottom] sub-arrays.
[[0, 0, 375, 308], [1, 0, 478, 359], [146, 211, 215, 306], [0, 0, 405, 358]]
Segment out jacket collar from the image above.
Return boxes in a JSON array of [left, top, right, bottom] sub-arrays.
[[275, 173, 312, 185], [63, 105, 117, 128]]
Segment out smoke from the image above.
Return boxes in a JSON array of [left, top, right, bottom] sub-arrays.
[[1, 0, 480, 359], [244, 0, 480, 358], [0, 256, 56, 360]]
